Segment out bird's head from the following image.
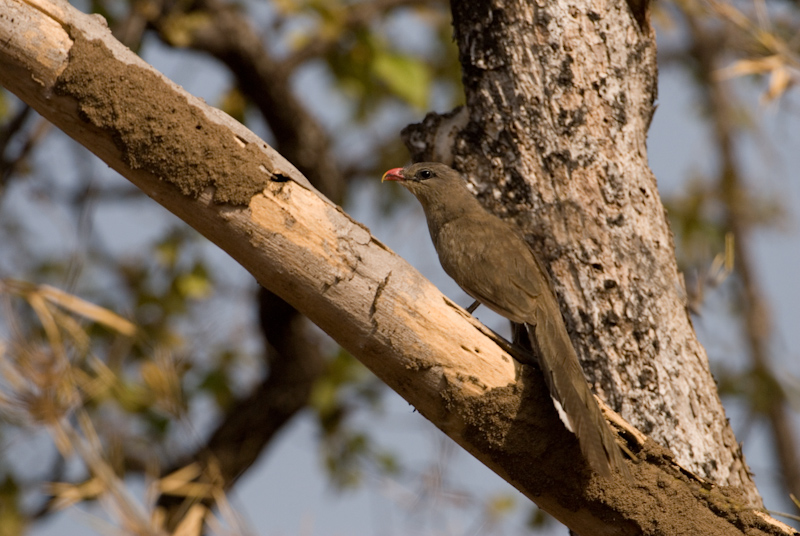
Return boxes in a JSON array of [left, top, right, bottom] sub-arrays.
[[381, 163, 473, 210]]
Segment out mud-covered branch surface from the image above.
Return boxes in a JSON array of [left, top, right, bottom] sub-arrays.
[[0, 0, 795, 534]]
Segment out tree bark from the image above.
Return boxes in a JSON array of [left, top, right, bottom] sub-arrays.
[[1, 0, 794, 534], [403, 0, 758, 503]]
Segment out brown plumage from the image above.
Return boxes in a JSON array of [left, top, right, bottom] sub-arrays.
[[383, 162, 627, 478]]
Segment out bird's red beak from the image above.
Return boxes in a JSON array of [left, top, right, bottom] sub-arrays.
[[381, 168, 405, 182]]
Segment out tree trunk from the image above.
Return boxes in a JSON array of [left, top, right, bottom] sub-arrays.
[[403, 0, 758, 504]]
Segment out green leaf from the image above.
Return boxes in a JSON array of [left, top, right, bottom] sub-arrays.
[[176, 264, 211, 299], [372, 52, 431, 109], [375, 452, 400, 475], [154, 235, 180, 269], [114, 381, 151, 413], [161, 12, 212, 48], [485, 493, 516, 521], [0, 91, 9, 120], [0, 476, 25, 536], [198, 367, 233, 408], [218, 87, 247, 123]]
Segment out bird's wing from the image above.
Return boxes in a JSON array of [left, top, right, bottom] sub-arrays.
[[434, 216, 552, 321]]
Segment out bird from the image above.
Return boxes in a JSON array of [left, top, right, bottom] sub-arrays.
[[382, 162, 627, 478]]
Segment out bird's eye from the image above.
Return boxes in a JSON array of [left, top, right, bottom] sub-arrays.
[[418, 169, 433, 180]]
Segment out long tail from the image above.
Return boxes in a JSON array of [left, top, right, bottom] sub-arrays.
[[526, 309, 629, 479]]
